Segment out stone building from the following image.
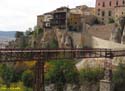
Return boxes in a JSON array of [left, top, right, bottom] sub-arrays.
[[43, 13, 53, 28], [37, 5, 94, 31], [115, 5, 125, 20], [68, 13, 81, 32], [52, 7, 69, 29], [96, 0, 125, 23], [70, 5, 95, 16], [37, 15, 44, 29]]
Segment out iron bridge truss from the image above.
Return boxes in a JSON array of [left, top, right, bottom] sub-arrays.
[[0, 48, 125, 91]]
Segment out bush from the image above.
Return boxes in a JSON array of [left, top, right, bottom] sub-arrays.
[[113, 63, 125, 91], [0, 64, 14, 88], [45, 60, 79, 84], [22, 70, 33, 88], [49, 38, 58, 48], [79, 67, 104, 83], [109, 18, 115, 24]]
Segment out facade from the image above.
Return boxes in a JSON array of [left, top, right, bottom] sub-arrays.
[[96, 0, 115, 23], [115, 6, 125, 20], [68, 14, 81, 32], [43, 13, 53, 28], [37, 5, 94, 32], [96, 0, 125, 23], [52, 7, 69, 29], [76, 5, 95, 16], [70, 5, 95, 16], [37, 15, 44, 29]]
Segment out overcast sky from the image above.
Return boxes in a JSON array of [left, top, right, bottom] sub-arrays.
[[0, 0, 95, 31]]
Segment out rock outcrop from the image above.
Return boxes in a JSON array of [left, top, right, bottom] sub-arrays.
[[110, 16, 125, 44]]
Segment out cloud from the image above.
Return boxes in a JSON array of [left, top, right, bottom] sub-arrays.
[[0, 0, 95, 31]]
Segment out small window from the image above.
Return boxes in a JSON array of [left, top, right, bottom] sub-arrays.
[[109, 11, 112, 16], [102, 2, 105, 7], [98, 3, 100, 6], [116, 1, 118, 5], [98, 9, 100, 12], [102, 18, 104, 21], [109, 1, 112, 6], [98, 13, 100, 16], [123, 0, 125, 4], [102, 11, 105, 16]]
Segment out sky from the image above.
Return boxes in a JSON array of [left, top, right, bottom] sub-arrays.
[[0, 0, 96, 31]]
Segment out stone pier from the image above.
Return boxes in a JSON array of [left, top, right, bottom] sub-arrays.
[[100, 80, 113, 91]]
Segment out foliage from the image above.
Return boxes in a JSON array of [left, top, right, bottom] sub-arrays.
[[33, 26, 43, 38], [22, 70, 33, 88], [49, 37, 58, 48], [108, 18, 115, 24], [0, 64, 14, 88], [79, 67, 104, 83], [113, 63, 125, 91], [45, 60, 79, 84], [15, 31, 24, 38], [25, 28, 33, 36], [0, 82, 33, 91]]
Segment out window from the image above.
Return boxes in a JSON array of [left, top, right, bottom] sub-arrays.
[[102, 11, 105, 16], [102, 2, 105, 7], [116, 1, 118, 6], [109, 1, 112, 6], [98, 3, 100, 6], [122, 12, 124, 15], [102, 18, 104, 21], [98, 9, 100, 12], [108, 11, 112, 16], [123, 0, 125, 4]]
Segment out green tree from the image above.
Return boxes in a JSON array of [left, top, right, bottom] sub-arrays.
[[109, 18, 115, 23], [0, 64, 14, 88], [113, 63, 125, 91], [22, 70, 33, 88], [49, 38, 58, 48], [45, 60, 79, 84], [33, 26, 43, 38], [15, 31, 24, 38], [79, 67, 104, 83]]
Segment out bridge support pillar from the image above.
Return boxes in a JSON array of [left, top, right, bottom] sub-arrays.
[[34, 60, 44, 91], [100, 80, 114, 91]]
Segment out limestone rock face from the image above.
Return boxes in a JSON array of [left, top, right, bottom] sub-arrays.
[[110, 24, 122, 43], [111, 17, 125, 44], [45, 84, 56, 91], [121, 28, 125, 44], [40, 28, 82, 48], [66, 84, 79, 91]]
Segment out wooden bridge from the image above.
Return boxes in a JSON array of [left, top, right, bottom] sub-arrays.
[[0, 48, 125, 91]]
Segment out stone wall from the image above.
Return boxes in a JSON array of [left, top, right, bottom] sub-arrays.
[[83, 32, 125, 49]]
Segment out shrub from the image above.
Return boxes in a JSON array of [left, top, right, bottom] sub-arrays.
[[109, 18, 115, 24], [45, 60, 79, 84], [79, 67, 104, 83], [22, 70, 33, 88], [113, 63, 125, 91], [0, 64, 14, 88], [49, 38, 58, 48]]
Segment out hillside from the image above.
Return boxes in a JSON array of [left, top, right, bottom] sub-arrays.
[[0, 31, 16, 41], [0, 31, 16, 38]]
